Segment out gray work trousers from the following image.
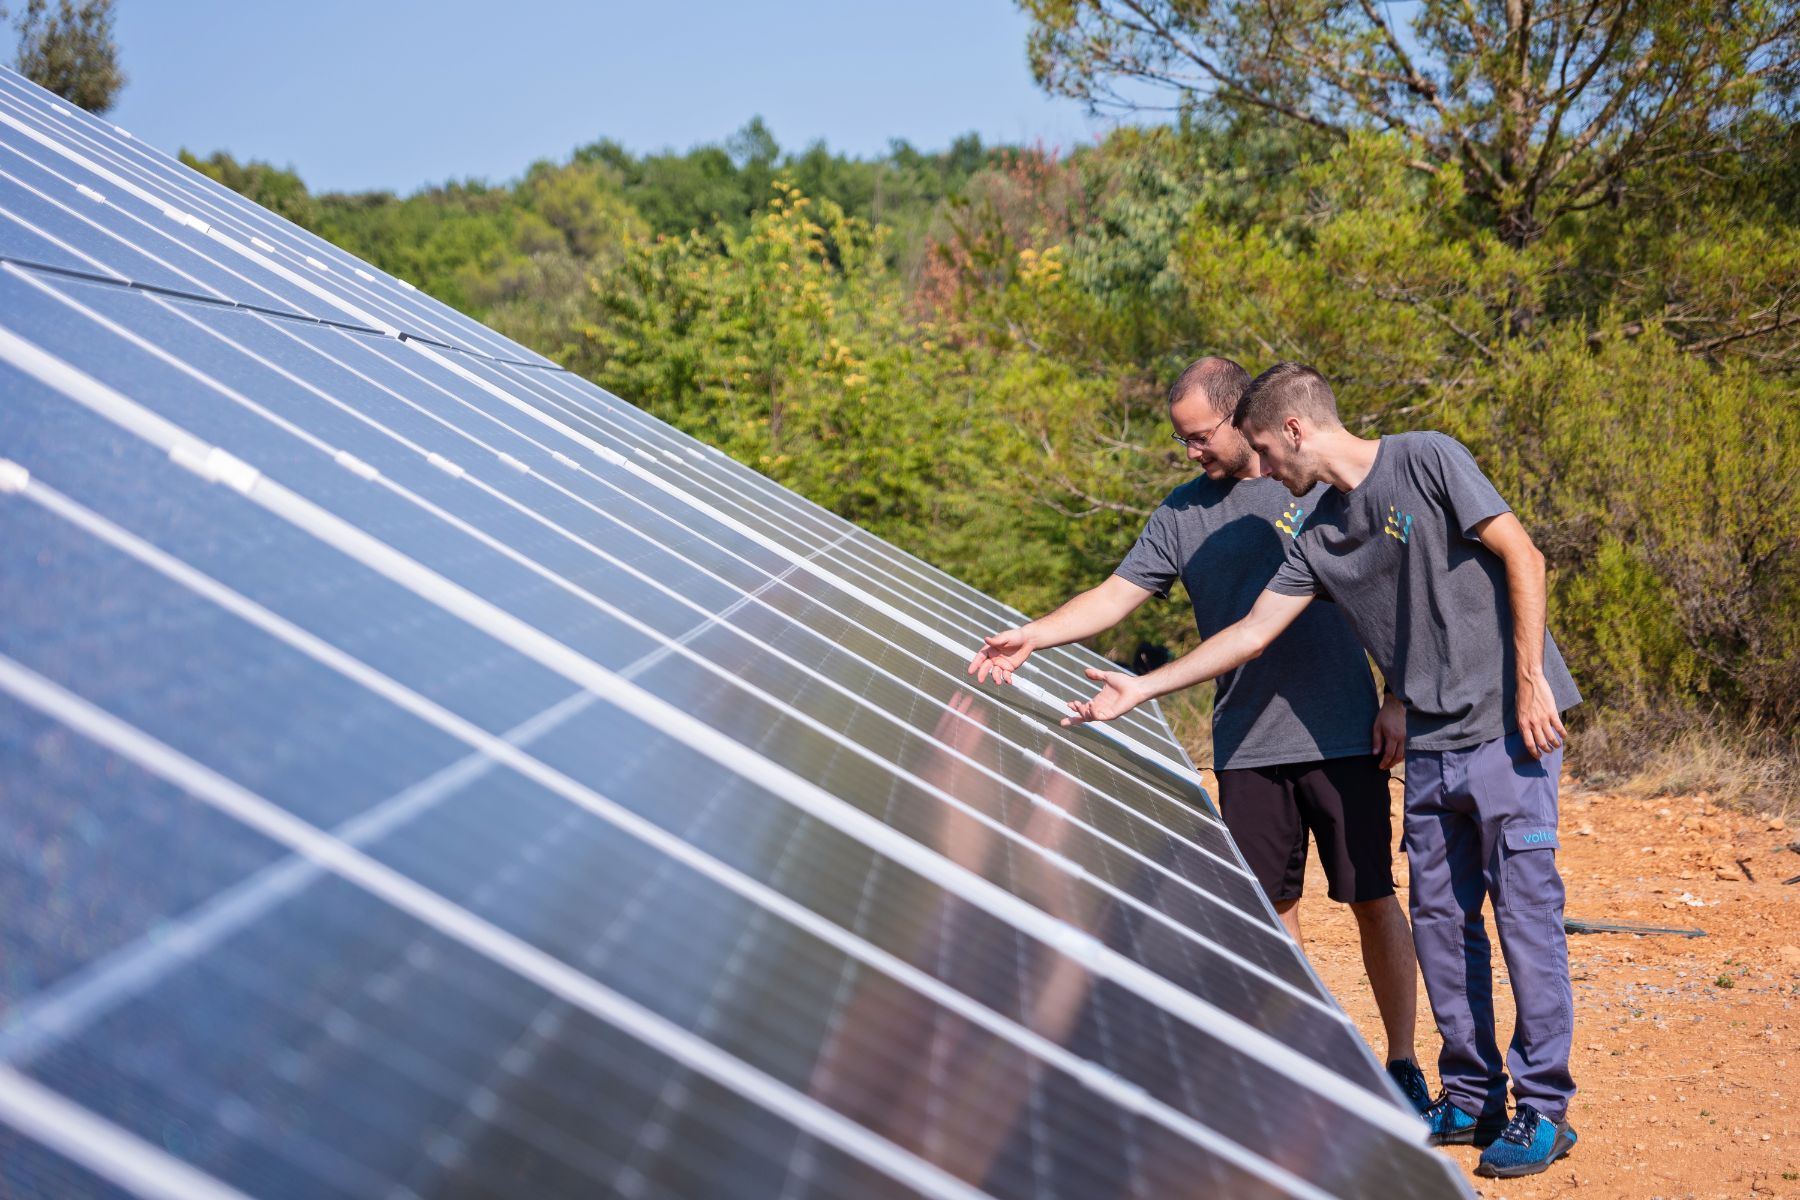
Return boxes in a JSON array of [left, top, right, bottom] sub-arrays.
[[1403, 732, 1576, 1119]]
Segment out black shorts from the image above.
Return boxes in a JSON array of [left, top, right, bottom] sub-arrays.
[[1216, 754, 1395, 905]]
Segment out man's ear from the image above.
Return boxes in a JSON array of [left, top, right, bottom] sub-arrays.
[[1284, 414, 1304, 448]]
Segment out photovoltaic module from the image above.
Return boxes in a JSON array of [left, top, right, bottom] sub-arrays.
[[0, 67, 1470, 1200]]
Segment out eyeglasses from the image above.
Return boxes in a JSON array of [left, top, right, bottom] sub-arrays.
[[1171, 411, 1231, 450]]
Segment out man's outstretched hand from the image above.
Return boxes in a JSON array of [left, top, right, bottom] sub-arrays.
[[968, 628, 1034, 685], [1061, 667, 1146, 727]]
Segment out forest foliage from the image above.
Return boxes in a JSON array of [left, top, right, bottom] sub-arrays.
[[183, 27, 1800, 763]]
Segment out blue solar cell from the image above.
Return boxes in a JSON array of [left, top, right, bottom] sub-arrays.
[[0, 699, 286, 1027], [0, 1128, 138, 1200]]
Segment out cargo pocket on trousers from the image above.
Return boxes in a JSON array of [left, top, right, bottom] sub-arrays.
[[1497, 825, 1573, 1037], [1499, 825, 1565, 912]]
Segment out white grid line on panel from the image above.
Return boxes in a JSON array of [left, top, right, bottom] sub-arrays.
[[0, 657, 996, 1200], [0, 1066, 254, 1200], [0, 332, 1419, 1143], [10, 272, 1285, 984]]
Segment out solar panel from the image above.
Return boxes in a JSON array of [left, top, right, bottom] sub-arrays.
[[0, 68, 1471, 1200]]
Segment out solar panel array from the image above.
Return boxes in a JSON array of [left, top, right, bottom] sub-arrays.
[[0, 68, 1470, 1200]]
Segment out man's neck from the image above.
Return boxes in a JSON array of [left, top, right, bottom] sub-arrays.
[[1232, 453, 1262, 482], [1316, 428, 1383, 493]]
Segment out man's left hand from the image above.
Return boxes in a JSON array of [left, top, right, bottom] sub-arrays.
[[1061, 667, 1146, 727], [1372, 692, 1407, 771], [1516, 673, 1566, 759]]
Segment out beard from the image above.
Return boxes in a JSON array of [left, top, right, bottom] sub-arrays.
[[1202, 444, 1254, 479]]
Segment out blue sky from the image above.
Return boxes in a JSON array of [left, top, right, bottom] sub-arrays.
[[105, 1, 1129, 195]]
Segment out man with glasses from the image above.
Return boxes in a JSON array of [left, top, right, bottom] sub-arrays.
[[968, 357, 1429, 1111]]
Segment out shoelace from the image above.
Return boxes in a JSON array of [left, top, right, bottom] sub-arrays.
[[1423, 1094, 1461, 1128], [1499, 1104, 1543, 1146]]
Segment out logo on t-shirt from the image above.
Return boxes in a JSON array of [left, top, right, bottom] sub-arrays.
[[1384, 505, 1414, 544], [1275, 503, 1306, 539]]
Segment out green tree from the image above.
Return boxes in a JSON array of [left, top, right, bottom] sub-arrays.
[[576, 127, 759, 239], [1020, 0, 1800, 246], [179, 151, 318, 228], [1456, 327, 1800, 726], [8, 0, 124, 113]]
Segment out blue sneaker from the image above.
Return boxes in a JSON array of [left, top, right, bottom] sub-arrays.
[[1386, 1059, 1431, 1114], [1476, 1103, 1577, 1178], [1422, 1092, 1507, 1147]]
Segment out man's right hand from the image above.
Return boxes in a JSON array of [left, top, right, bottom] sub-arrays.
[[968, 628, 1035, 685]]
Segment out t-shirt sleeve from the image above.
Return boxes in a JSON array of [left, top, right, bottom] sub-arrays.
[[1113, 506, 1181, 599], [1263, 532, 1325, 597], [1428, 434, 1511, 540]]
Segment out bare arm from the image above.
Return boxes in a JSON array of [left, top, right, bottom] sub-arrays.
[[1062, 589, 1316, 726], [969, 575, 1154, 684], [1474, 511, 1565, 758]]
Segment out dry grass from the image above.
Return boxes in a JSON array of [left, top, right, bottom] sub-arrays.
[[1569, 706, 1800, 819], [1157, 689, 1800, 822], [1156, 687, 1214, 771]]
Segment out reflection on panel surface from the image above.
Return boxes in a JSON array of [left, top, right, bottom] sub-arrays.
[[0, 66, 1469, 1200]]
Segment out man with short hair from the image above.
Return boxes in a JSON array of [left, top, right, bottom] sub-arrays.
[[969, 356, 1428, 1109], [1062, 361, 1582, 1180]]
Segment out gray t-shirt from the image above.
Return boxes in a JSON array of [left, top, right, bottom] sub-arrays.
[[1115, 474, 1378, 770], [1266, 431, 1582, 751]]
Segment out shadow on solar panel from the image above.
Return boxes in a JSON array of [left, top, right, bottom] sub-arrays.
[[0, 67, 1471, 1200]]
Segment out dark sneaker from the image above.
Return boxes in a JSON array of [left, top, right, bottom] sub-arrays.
[[1475, 1103, 1577, 1178], [1386, 1059, 1431, 1114], [1422, 1092, 1508, 1147]]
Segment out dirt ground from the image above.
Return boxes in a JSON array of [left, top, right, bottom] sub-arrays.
[[1292, 775, 1800, 1199]]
